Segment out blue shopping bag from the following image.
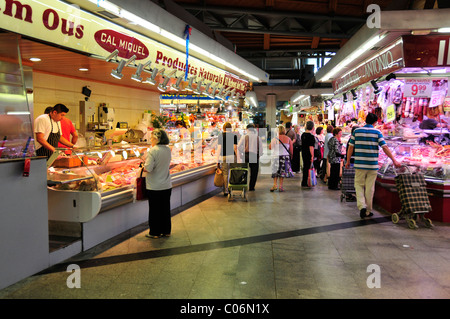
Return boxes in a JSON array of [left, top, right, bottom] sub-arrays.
[[308, 165, 317, 187]]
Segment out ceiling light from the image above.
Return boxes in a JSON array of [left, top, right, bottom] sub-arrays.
[[204, 82, 212, 96], [143, 67, 164, 85], [105, 49, 119, 62], [207, 84, 218, 98], [131, 60, 152, 82], [319, 34, 383, 81], [437, 27, 450, 33], [343, 93, 348, 103], [371, 80, 382, 94], [350, 89, 357, 100], [158, 70, 176, 92], [171, 72, 186, 91], [111, 55, 136, 79], [79, 68, 89, 72], [186, 76, 197, 92], [29, 57, 41, 62], [193, 79, 203, 94]]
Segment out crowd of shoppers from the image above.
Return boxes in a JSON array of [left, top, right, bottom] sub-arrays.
[[142, 112, 400, 240]]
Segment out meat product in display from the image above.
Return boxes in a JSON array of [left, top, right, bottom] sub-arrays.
[[404, 97, 411, 118]]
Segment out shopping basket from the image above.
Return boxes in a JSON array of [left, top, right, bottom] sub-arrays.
[[340, 163, 356, 202], [392, 165, 433, 229]]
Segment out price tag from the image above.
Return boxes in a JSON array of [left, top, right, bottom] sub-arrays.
[[404, 79, 432, 97], [386, 104, 396, 123], [444, 97, 450, 112], [429, 91, 442, 108]]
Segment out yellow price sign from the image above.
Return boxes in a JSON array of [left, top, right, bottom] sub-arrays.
[[386, 104, 396, 123]]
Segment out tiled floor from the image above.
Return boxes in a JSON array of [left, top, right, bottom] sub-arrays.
[[1, 173, 450, 300]]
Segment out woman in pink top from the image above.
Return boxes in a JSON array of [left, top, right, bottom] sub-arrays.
[[269, 125, 294, 192]]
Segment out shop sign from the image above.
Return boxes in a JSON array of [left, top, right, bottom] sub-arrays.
[[0, 0, 248, 93], [332, 41, 403, 95], [402, 35, 450, 67], [403, 79, 433, 97], [94, 30, 149, 60]]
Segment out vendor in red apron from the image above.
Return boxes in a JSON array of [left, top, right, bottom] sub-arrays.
[[34, 104, 75, 158]]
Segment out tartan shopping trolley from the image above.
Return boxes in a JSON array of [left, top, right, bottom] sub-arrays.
[[392, 165, 433, 229], [228, 163, 249, 202], [340, 162, 356, 202]]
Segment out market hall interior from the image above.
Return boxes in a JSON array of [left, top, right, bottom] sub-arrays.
[[1, 173, 450, 299]]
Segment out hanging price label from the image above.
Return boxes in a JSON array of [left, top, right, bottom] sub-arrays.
[[444, 97, 450, 112], [429, 91, 443, 108], [404, 79, 432, 97], [386, 104, 396, 123]]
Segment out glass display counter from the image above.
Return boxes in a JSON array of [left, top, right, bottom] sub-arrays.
[[47, 140, 218, 223], [374, 139, 450, 222]]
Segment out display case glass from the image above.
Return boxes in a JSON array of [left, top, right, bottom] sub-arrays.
[[378, 139, 450, 180], [0, 34, 35, 161]]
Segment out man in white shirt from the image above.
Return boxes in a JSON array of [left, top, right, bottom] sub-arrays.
[[237, 124, 264, 191], [34, 104, 75, 158]]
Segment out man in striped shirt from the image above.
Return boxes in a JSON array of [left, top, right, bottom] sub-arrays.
[[345, 113, 400, 219]]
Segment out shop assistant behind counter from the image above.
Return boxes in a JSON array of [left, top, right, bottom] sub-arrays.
[[34, 104, 76, 158]]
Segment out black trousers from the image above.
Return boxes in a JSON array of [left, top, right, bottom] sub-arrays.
[[147, 188, 172, 236], [328, 163, 341, 189], [245, 152, 259, 190], [291, 146, 301, 172], [301, 158, 311, 187]]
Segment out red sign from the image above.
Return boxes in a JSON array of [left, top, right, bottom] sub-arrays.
[[403, 35, 450, 67], [94, 29, 149, 60]]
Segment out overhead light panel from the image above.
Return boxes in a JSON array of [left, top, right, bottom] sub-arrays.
[[131, 60, 152, 82]]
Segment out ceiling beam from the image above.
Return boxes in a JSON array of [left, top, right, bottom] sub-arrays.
[[213, 27, 353, 39], [180, 4, 366, 23]]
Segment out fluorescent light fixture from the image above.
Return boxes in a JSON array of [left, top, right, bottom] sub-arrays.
[[105, 49, 119, 62], [292, 94, 305, 103], [245, 91, 258, 108], [131, 60, 152, 82], [6, 111, 30, 115], [29, 57, 41, 62], [171, 72, 185, 91], [438, 27, 450, 33], [431, 68, 447, 74], [111, 55, 136, 79], [319, 34, 383, 81], [79, 68, 89, 71]]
